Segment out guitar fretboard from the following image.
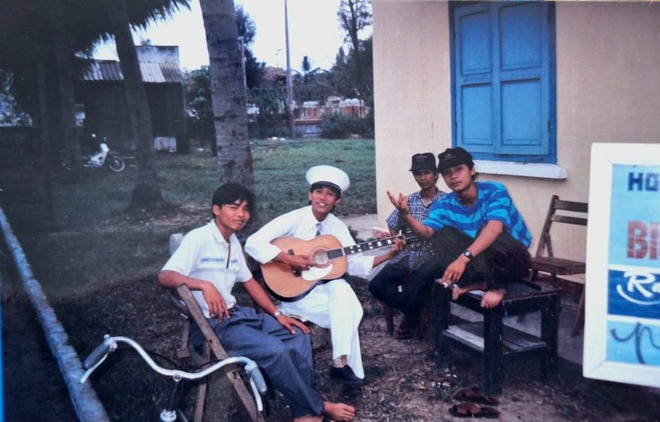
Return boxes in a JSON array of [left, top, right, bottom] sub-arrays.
[[326, 236, 416, 259]]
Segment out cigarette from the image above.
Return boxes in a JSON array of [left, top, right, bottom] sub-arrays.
[[436, 279, 450, 288]]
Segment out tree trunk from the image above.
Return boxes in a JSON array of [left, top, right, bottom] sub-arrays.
[[106, 0, 163, 207], [48, 0, 82, 176], [199, 0, 255, 190]]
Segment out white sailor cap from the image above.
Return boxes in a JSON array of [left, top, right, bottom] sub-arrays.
[[306, 165, 350, 195]]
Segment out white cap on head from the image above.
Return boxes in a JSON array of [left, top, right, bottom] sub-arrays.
[[306, 165, 350, 194]]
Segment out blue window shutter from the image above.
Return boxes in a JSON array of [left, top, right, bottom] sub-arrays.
[[453, 2, 554, 162], [455, 4, 494, 153]]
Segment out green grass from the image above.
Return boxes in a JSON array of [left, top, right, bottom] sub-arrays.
[[18, 138, 377, 299]]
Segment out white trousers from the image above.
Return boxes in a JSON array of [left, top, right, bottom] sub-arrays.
[[280, 278, 365, 379]]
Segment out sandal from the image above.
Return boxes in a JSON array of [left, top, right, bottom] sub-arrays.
[[452, 386, 499, 405], [449, 402, 500, 419]]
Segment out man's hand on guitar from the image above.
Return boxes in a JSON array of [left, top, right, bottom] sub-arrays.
[[372, 236, 407, 268], [276, 251, 314, 272], [388, 237, 407, 257], [387, 191, 410, 215]]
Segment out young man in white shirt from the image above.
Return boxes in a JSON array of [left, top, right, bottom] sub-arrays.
[[159, 183, 355, 422], [246, 166, 404, 392]]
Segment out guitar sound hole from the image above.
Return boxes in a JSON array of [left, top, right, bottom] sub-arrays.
[[313, 250, 330, 266]]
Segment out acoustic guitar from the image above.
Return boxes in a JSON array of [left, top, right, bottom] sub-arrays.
[[260, 234, 417, 301]]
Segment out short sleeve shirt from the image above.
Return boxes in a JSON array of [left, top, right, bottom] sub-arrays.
[[423, 181, 532, 247], [162, 220, 253, 317]]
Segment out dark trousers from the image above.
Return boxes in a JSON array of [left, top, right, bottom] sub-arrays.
[[190, 305, 324, 418], [397, 227, 531, 328], [369, 256, 414, 311]]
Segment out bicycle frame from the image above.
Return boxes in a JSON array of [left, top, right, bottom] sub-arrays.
[[81, 335, 267, 421]]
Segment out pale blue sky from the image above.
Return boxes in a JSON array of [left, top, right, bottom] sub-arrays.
[[95, 0, 354, 72]]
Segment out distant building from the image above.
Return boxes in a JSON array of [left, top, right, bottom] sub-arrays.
[[75, 45, 186, 152]]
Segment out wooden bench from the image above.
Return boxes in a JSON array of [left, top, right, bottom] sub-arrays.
[[432, 281, 560, 395]]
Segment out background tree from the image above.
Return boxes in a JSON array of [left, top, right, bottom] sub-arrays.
[[329, 37, 373, 106], [337, 0, 372, 101], [198, 0, 256, 193], [105, 0, 161, 205], [96, 0, 190, 207], [184, 6, 263, 154], [235, 5, 264, 88]]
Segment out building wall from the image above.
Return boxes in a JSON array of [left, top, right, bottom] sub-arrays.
[[373, 0, 660, 260], [373, 0, 451, 227]]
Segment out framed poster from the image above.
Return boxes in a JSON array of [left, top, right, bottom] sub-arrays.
[[583, 143, 660, 387]]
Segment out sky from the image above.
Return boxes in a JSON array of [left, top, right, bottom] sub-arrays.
[[95, 0, 350, 72]]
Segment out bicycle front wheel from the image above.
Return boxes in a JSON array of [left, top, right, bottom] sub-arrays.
[[107, 152, 125, 172]]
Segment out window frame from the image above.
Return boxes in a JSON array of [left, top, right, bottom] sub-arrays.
[[450, 1, 557, 166]]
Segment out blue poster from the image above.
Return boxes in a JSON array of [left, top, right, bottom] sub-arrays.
[[606, 164, 660, 366]]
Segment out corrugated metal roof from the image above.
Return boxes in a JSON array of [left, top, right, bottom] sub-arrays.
[[81, 59, 183, 84]]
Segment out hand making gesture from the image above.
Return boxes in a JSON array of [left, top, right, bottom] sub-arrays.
[[387, 191, 410, 215]]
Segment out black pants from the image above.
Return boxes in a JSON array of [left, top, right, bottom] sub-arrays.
[[399, 227, 531, 328], [369, 256, 419, 311]]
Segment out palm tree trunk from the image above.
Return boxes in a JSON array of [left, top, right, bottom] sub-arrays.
[[48, 0, 82, 175], [105, 0, 163, 207], [199, 0, 255, 190]]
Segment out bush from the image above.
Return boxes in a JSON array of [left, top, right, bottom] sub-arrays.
[[249, 113, 289, 139], [320, 113, 374, 139]]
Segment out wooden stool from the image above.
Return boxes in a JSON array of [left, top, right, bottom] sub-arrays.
[[432, 281, 560, 395]]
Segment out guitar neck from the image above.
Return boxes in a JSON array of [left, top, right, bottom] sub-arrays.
[[325, 235, 417, 260]]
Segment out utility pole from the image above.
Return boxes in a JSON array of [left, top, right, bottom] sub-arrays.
[[284, 0, 295, 138]]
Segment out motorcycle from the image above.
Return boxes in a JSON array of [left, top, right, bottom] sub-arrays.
[[83, 134, 125, 172]]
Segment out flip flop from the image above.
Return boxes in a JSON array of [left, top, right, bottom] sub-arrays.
[[452, 386, 499, 405], [449, 402, 500, 419]]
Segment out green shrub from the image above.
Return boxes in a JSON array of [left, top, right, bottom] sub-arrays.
[[320, 113, 373, 139]]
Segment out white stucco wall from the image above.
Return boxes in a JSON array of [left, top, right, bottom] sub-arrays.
[[373, 0, 660, 260]]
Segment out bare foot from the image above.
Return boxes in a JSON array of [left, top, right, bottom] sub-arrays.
[[323, 401, 356, 421], [452, 281, 487, 301], [480, 288, 506, 309]]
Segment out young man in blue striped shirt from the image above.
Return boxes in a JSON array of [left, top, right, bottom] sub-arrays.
[[388, 147, 531, 309]]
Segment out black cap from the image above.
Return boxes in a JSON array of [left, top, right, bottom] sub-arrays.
[[409, 153, 437, 172], [437, 147, 474, 172]]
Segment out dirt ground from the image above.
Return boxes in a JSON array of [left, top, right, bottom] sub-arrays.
[[3, 209, 660, 421]]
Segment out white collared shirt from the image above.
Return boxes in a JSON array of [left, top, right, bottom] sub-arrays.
[[245, 206, 375, 278], [162, 220, 252, 317]]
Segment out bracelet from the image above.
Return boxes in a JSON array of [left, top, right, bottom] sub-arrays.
[[273, 309, 282, 318]]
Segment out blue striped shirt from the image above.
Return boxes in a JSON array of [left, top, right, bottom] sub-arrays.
[[423, 181, 532, 247]]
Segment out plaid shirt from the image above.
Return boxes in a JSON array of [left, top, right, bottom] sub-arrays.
[[386, 188, 445, 270]]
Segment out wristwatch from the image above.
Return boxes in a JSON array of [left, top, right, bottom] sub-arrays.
[[273, 309, 282, 318], [462, 250, 474, 261]]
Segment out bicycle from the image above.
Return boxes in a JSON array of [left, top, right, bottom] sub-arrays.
[[81, 334, 267, 422]]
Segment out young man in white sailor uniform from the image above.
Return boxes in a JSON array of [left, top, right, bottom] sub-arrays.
[[246, 166, 405, 392]]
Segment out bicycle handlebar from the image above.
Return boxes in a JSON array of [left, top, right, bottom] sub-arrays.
[[81, 334, 267, 396], [82, 335, 115, 370]]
